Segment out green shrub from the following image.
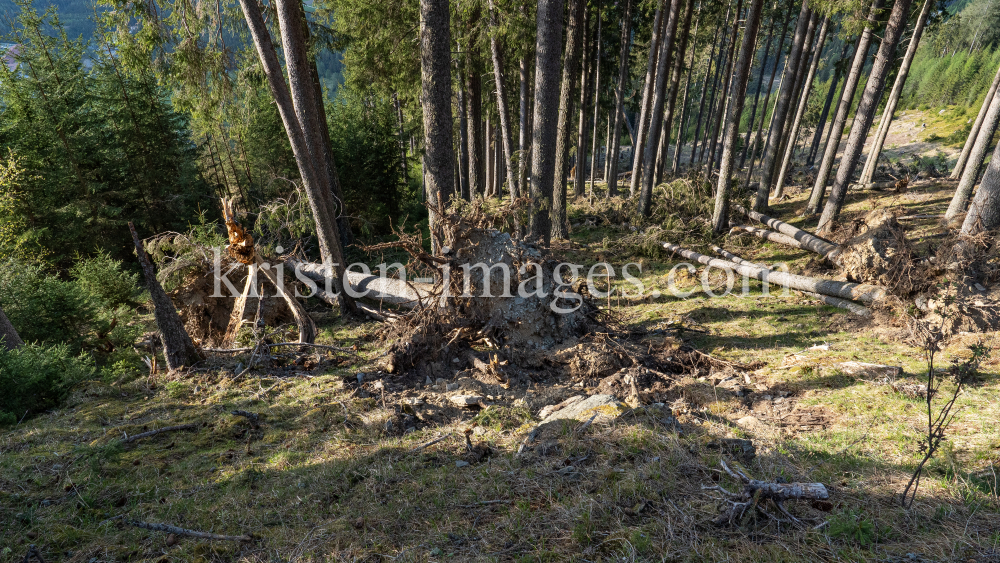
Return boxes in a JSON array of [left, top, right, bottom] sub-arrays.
[[0, 343, 94, 425]]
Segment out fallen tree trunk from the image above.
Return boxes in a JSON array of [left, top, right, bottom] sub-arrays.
[[710, 246, 871, 316], [730, 225, 806, 251], [288, 258, 434, 309], [662, 241, 885, 303], [734, 205, 841, 263]]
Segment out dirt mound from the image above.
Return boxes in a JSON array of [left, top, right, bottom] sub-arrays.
[[838, 209, 921, 293]]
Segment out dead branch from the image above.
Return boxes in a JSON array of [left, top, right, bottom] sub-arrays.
[[662, 241, 886, 303], [124, 423, 199, 443], [126, 519, 252, 541]]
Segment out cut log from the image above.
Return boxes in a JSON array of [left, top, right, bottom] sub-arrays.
[[730, 225, 807, 251], [662, 241, 885, 303], [288, 258, 434, 309], [734, 205, 842, 263], [710, 246, 871, 316]]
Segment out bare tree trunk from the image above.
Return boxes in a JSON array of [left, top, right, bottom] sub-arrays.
[[672, 2, 701, 176], [0, 304, 22, 351], [607, 0, 634, 196], [773, 14, 828, 198], [419, 0, 457, 248], [629, 0, 667, 196], [807, 41, 850, 166], [129, 222, 200, 370], [712, 0, 765, 232], [589, 3, 603, 195], [707, 0, 743, 172], [576, 5, 595, 196], [238, 0, 354, 313], [946, 89, 1000, 221], [752, 0, 809, 211], [818, 0, 915, 235], [806, 0, 881, 215], [529, 0, 565, 243], [655, 0, 695, 183], [859, 0, 935, 187], [953, 62, 1000, 180], [553, 0, 585, 239], [743, 0, 792, 184], [637, 0, 683, 216], [739, 2, 778, 170], [960, 138, 1000, 238]]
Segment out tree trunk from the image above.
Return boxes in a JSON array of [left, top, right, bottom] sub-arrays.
[[806, 0, 881, 215], [707, 0, 744, 172], [589, 3, 603, 195], [576, 6, 595, 197], [419, 0, 457, 248], [946, 89, 1000, 221], [529, 0, 565, 243], [743, 0, 792, 184], [712, 0, 765, 233], [0, 303, 23, 351], [960, 137, 1000, 238], [807, 41, 850, 166], [773, 15, 828, 198], [952, 62, 1000, 180], [129, 222, 200, 371], [238, 0, 354, 312], [672, 2, 701, 176], [637, 0, 683, 216], [655, 0, 695, 183], [752, 1, 810, 211], [818, 0, 915, 235], [607, 0, 634, 196], [739, 3, 778, 171], [553, 0, 585, 239], [859, 0, 934, 187], [690, 22, 723, 166], [629, 0, 667, 196]]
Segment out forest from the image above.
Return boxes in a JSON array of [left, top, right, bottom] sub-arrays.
[[1, 0, 1000, 559]]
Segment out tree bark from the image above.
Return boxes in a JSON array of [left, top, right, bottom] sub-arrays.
[[711, 0, 765, 233], [707, 0, 744, 172], [589, 3, 603, 196], [806, 0, 881, 215], [0, 304, 23, 351], [752, 0, 810, 211], [129, 222, 200, 371], [952, 62, 1000, 180], [818, 0, 915, 235], [529, 0, 565, 243], [743, 0, 792, 185], [629, 0, 667, 196], [807, 41, 851, 166], [637, 0, 683, 216], [238, 0, 354, 312], [552, 0, 585, 239], [655, 0, 695, 183], [739, 2, 778, 171], [773, 15, 828, 199], [946, 89, 1000, 221], [419, 0, 457, 247], [859, 0, 935, 187], [672, 1, 701, 176], [959, 137, 1000, 238], [606, 0, 634, 196]]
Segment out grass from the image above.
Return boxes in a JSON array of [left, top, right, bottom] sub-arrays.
[[1, 180, 999, 562]]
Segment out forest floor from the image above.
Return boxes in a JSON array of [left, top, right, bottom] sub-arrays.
[[2, 119, 999, 562]]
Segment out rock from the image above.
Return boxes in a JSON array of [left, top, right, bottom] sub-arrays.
[[455, 460, 470, 468], [450, 395, 484, 407], [540, 394, 627, 423], [537, 395, 585, 419], [837, 361, 902, 380]]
